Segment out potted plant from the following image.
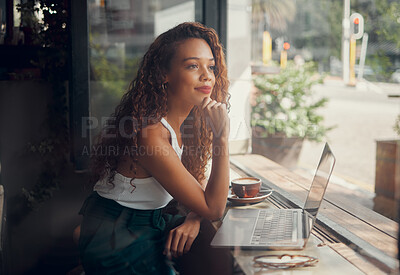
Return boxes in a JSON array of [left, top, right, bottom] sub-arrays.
[[373, 114, 400, 219], [13, 0, 70, 209], [251, 61, 332, 168], [16, 1, 41, 45]]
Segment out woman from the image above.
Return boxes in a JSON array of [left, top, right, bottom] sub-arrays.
[[78, 22, 230, 274]]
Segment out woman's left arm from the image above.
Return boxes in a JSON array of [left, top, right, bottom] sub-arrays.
[[164, 177, 207, 257], [164, 211, 202, 258]]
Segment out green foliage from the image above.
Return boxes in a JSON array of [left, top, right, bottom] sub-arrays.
[[252, 61, 332, 141], [282, 0, 399, 80], [19, 0, 69, 209], [323, 0, 343, 59], [394, 114, 400, 136], [376, 0, 400, 49], [90, 35, 140, 99], [22, 170, 60, 209], [366, 50, 394, 82], [28, 139, 54, 156], [24, 116, 68, 210], [91, 56, 139, 98], [16, 0, 68, 48], [16, 1, 42, 44], [16, 1, 40, 27], [38, 0, 69, 49], [252, 0, 296, 32]]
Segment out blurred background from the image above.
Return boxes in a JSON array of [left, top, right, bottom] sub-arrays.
[[0, 0, 399, 273]]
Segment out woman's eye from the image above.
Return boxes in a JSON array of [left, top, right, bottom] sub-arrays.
[[209, 65, 216, 71], [187, 64, 198, 69]]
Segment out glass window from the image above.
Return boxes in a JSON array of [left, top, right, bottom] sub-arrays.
[[227, 0, 252, 155], [228, 0, 400, 219], [88, 0, 195, 137], [0, 1, 6, 44]]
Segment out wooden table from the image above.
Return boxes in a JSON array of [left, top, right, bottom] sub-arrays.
[[212, 154, 399, 274]]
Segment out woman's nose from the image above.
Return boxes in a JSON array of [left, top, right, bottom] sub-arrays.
[[200, 67, 212, 81]]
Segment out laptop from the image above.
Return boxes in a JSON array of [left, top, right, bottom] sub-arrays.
[[211, 143, 336, 250]]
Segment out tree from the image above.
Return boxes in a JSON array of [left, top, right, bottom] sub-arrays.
[[252, 0, 296, 33], [375, 0, 400, 49], [252, 0, 296, 62], [351, 0, 399, 80]]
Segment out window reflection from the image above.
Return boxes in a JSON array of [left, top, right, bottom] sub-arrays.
[[88, 0, 194, 137], [241, 0, 400, 219]]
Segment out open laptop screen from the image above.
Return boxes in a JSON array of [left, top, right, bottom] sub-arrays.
[[303, 143, 336, 218]]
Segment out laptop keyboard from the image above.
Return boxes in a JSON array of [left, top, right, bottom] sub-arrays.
[[250, 209, 297, 245]]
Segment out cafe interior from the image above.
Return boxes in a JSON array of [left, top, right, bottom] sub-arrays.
[[0, 0, 399, 274]]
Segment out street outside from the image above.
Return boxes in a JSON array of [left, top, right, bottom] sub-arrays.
[[295, 77, 400, 209]]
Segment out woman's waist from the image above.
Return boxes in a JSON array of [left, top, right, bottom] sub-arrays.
[[96, 172, 156, 185], [80, 192, 165, 225], [93, 174, 173, 209]]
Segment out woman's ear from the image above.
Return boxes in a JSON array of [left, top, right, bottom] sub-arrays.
[[161, 73, 168, 90], [162, 72, 169, 83]]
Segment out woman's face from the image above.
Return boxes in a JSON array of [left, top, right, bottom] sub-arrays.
[[165, 38, 216, 107]]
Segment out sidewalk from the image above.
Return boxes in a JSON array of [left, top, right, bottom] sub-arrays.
[[296, 77, 400, 211], [293, 165, 375, 210]]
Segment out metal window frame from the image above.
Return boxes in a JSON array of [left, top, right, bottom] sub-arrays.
[[69, 0, 90, 171], [196, 0, 227, 51]]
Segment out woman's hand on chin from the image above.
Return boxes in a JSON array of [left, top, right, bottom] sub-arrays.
[[200, 97, 230, 140]]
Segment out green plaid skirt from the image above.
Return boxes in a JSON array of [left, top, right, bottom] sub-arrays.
[[78, 192, 185, 275]]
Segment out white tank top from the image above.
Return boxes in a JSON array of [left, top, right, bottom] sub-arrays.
[[94, 118, 183, 210]]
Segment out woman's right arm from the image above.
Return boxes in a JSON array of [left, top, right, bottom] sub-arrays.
[[199, 98, 230, 218], [137, 100, 230, 220]]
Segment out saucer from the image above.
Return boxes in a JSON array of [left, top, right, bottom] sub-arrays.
[[227, 189, 273, 204]]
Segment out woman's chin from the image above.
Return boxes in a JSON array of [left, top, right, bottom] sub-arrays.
[[194, 95, 211, 107]]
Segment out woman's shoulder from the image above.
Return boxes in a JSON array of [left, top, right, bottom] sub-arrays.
[[138, 121, 170, 146]]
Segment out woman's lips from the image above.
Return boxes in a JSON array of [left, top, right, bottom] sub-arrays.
[[195, 86, 212, 94]]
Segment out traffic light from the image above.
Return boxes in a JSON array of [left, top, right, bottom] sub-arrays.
[[283, 42, 290, 51], [348, 13, 364, 86], [350, 13, 364, 39]]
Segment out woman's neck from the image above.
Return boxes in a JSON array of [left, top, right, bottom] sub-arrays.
[[165, 110, 190, 133], [166, 101, 193, 132]]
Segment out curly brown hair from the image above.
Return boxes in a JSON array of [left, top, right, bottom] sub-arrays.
[[90, 22, 230, 186]]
